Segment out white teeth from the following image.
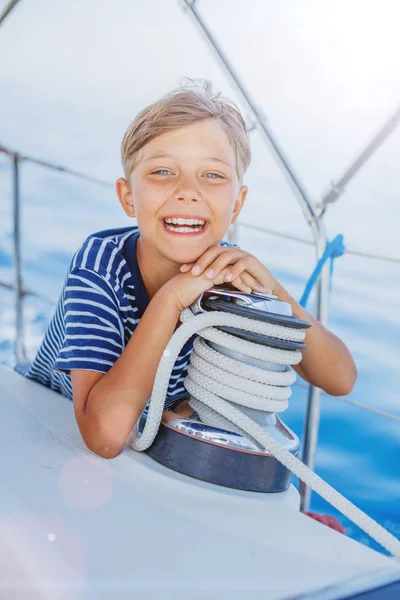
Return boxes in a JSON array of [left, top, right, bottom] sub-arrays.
[[164, 217, 206, 225], [164, 221, 205, 234]]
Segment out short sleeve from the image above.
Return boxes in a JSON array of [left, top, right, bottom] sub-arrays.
[[53, 268, 125, 374]]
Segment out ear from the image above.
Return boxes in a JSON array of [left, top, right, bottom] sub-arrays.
[[116, 177, 136, 218], [231, 185, 248, 224]]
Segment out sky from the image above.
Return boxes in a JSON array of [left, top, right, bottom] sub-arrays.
[[1, 0, 400, 258]]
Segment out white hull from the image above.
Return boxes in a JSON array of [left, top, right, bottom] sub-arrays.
[[1, 365, 399, 599]]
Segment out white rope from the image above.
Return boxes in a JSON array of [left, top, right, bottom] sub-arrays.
[[130, 307, 400, 560]]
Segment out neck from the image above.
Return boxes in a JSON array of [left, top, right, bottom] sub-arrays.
[[136, 235, 181, 300]]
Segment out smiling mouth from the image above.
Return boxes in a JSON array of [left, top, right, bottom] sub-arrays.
[[162, 218, 208, 234]]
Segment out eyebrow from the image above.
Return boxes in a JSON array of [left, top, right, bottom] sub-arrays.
[[144, 153, 232, 167]]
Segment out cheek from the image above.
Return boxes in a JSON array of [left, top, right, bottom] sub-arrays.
[[210, 192, 236, 220], [135, 187, 165, 219]]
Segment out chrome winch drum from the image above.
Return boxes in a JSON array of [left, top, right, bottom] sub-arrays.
[[143, 287, 311, 493]]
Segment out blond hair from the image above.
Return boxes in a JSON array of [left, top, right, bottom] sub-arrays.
[[121, 78, 251, 184]]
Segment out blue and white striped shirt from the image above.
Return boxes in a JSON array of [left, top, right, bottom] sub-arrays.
[[16, 226, 235, 413]]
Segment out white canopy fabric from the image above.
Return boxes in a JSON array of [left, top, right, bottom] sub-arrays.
[[1, 0, 400, 257], [1, 365, 399, 599]]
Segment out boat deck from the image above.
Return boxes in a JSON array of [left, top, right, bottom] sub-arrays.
[[1, 365, 399, 599]]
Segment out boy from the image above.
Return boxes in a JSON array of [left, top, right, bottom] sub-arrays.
[[17, 80, 357, 462]]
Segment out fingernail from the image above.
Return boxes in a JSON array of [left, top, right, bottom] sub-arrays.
[[180, 264, 187, 271], [245, 286, 252, 293], [191, 265, 201, 275], [205, 268, 214, 278], [261, 287, 272, 294], [225, 273, 233, 281]]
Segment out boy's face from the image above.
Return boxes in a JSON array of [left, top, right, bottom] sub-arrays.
[[116, 118, 248, 266]]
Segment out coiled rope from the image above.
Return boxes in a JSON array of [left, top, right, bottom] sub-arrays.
[[130, 307, 400, 560]]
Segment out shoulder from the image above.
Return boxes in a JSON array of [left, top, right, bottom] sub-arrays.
[[70, 226, 139, 278]]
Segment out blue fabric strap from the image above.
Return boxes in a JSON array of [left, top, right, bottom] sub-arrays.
[[299, 234, 345, 308]]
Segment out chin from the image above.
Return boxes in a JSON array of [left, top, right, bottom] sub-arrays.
[[156, 235, 211, 265], [163, 246, 205, 266]]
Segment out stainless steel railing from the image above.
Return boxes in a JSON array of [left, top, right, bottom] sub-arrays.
[[0, 144, 114, 365], [11, 152, 25, 364], [0, 0, 21, 27]]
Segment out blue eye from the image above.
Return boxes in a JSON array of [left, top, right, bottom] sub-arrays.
[[152, 170, 222, 178]]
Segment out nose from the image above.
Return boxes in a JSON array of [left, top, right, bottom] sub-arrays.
[[175, 173, 200, 203]]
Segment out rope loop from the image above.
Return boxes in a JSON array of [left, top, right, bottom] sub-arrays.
[[129, 305, 400, 559]]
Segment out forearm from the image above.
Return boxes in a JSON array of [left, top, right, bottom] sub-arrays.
[[276, 283, 357, 396], [84, 287, 181, 455]]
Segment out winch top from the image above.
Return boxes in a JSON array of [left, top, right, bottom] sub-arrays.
[[191, 286, 312, 331]]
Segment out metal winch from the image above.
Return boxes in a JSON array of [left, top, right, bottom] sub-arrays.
[[142, 286, 311, 493]]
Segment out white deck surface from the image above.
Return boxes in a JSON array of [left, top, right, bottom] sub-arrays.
[[0, 365, 399, 599]]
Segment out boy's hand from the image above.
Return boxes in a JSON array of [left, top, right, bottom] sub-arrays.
[[180, 246, 279, 296], [164, 267, 234, 312]]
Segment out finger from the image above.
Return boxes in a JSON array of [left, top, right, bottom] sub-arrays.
[[211, 266, 231, 286], [239, 271, 267, 292], [212, 268, 249, 292], [180, 263, 194, 272], [203, 249, 249, 280], [191, 246, 246, 276], [231, 274, 253, 294], [190, 246, 225, 275], [223, 255, 256, 282]]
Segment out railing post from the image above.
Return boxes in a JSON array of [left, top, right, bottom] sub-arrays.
[[299, 227, 331, 511], [12, 153, 26, 364]]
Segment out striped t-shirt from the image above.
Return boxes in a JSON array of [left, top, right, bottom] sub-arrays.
[[16, 225, 235, 414]]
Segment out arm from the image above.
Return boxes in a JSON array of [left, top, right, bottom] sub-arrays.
[[71, 268, 225, 459], [181, 246, 358, 398], [275, 283, 357, 397], [72, 287, 181, 459]]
